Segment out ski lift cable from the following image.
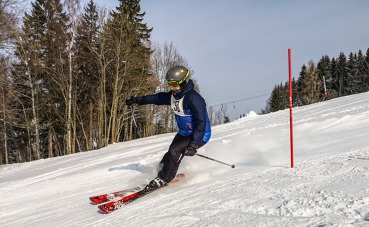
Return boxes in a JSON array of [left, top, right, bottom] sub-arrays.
[[210, 93, 270, 108]]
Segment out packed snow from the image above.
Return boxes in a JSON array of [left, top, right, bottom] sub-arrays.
[[1, 92, 369, 227]]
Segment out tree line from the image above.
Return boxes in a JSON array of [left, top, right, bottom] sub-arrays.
[[264, 49, 369, 113], [1, 0, 229, 165], [0, 0, 184, 164]]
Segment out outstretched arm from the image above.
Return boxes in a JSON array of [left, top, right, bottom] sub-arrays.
[[126, 91, 172, 106], [139, 92, 172, 105]]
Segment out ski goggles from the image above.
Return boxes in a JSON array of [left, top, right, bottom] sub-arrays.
[[167, 80, 181, 89], [166, 71, 190, 89]]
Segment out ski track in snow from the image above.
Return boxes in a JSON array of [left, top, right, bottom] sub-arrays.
[[1, 92, 369, 226]]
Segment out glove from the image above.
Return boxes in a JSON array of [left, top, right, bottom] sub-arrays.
[[184, 143, 199, 156], [126, 96, 141, 106]]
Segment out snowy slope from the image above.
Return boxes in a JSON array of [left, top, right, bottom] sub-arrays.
[[1, 92, 369, 227]]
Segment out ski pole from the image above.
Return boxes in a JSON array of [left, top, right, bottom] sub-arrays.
[[195, 154, 235, 168], [131, 106, 137, 128]]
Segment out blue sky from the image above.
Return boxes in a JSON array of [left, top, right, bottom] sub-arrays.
[[94, 0, 369, 118]]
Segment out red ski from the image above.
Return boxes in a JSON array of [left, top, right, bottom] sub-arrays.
[[90, 185, 144, 204], [97, 173, 185, 214]]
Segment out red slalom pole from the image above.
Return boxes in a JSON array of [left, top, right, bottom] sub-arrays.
[[288, 49, 294, 168]]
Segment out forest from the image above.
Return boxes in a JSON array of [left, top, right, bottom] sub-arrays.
[[264, 51, 369, 113], [1, 0, 228, 164]]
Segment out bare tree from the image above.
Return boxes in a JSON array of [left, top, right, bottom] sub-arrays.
[[105, 23, 131, 144], [0, 58, 10, 164], [93, 7, 110, 149], [64, 0, 81, 154], [0, 0, 20, 164], [220, 104, 230, 123], [74, 0, 102, 151], [0, 0, 22, 50], [214, 109, 223, 126], [207, 106, 215, 125], [150, 41, 189, 134]]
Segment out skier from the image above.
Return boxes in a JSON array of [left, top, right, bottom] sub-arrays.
[[126, 65, 211, 189]]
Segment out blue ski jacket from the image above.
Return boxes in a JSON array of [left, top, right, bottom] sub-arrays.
[[138, 80, 211, 145]]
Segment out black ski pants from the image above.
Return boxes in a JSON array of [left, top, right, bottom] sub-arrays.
[[158, 134, 206, 182]]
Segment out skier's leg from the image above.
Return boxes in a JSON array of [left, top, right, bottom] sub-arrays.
[[157, 151, 170, 172], [158, 134, 191, 182]]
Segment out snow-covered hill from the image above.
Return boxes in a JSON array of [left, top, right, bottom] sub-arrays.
[[1, 93, 369, 227]]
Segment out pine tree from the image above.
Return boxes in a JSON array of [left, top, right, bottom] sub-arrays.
[[291, 78, 301, 107], [296, 61, 322, 105], [363, 48, 369, 91], [317, 55, 332, 100], [330, 57, 339, 98], [12, 0, 48, 161], [346, 52, 359, 94], [103, 0, 154, 143], [13, 0, 70, 160], [75, 0, 100, 151], [356, 50, 367, 93], [296, 64, 307, 104], [336, 52, 347, 96], [268, 83, 288, 112]]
